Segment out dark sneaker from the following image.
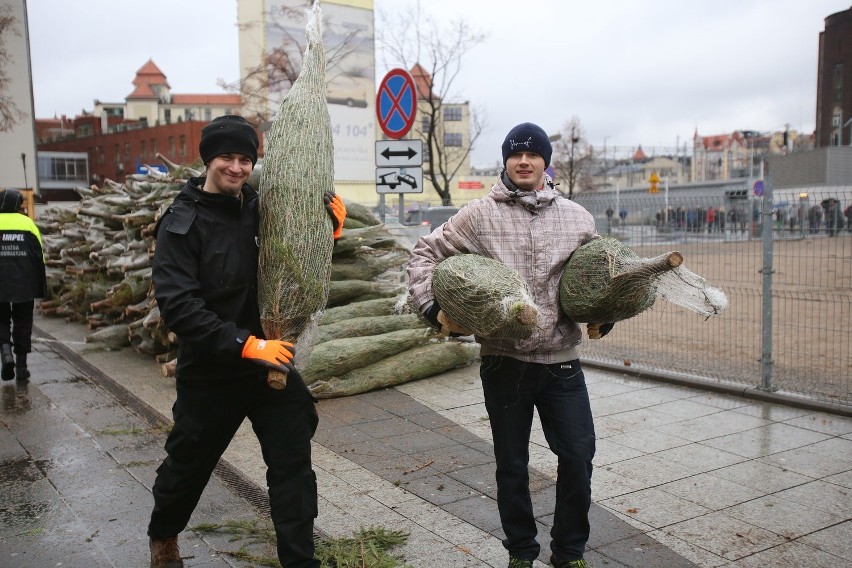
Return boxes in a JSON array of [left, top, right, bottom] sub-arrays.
[[509, 557, 534, 568], [1, 344, 13, 381], [15, 365, 29, 382], [550, 555, 589, 568]]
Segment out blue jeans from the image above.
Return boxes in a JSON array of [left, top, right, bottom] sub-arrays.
[[480, 355, 595, 561]]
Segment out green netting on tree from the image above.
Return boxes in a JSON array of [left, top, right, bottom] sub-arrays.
[[257, 3, 334, 387], [432, 254, 539, 339], [559, 237, 727, 323]]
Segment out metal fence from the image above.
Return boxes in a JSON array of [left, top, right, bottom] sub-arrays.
[[370, 182, 852, 407], [571, 184, 852, 407]]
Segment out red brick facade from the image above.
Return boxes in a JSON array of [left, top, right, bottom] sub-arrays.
[[38, 119, 207, 183], [816, 6, 852, 147]]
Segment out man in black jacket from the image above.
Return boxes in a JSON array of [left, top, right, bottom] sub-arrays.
[[147, 115, 346, 568], [0, 189, 46, 382]]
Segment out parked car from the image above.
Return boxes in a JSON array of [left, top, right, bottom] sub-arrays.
[[404, 206, 460, 228]]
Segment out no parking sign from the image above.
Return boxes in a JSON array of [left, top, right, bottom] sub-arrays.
[[376, 68, 417, 139]]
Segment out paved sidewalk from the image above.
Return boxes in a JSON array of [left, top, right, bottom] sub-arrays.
[[0, 338, 280, 566], [2, 313, 851, 567]]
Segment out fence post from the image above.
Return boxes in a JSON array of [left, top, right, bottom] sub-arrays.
[[759, 175, 775, 391]]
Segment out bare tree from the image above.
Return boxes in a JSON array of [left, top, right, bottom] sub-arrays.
[[220, 4, 369, 125], [550, 117, 593, 199], [376, 3, 486, 206], [0, 4, 24, 132]]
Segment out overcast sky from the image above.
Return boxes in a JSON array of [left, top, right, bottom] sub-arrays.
[[25, 0, 850, 167]]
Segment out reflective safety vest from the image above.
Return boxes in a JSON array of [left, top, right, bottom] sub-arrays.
[[0, 212, 47, 303]]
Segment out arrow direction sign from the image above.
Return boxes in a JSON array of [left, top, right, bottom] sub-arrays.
[[376, 140, 423, 167]]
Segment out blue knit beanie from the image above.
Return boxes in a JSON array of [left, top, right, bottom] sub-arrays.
[[501, 122, 552, 167]]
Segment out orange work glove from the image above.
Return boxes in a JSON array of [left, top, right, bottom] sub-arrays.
[[241, 335, 296, 373], [323, 191, 346, 240]]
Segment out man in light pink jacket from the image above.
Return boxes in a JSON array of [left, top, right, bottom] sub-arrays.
[[407, 122, 608, 568]]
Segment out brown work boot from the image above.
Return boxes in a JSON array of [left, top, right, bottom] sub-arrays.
[[150, 536, 184, 568]]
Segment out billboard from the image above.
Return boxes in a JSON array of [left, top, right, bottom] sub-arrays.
[[0, 0, 38, 194], [240, 0, 375, 182]]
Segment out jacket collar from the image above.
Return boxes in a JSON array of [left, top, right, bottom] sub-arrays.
[[489, 171, 559, 212], [179, 176, 258, 205]]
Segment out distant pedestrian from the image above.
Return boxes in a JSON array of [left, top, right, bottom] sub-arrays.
[[0, 189, 46, 382], [823, 199, 842, 236], [808, 205, 822, 234]]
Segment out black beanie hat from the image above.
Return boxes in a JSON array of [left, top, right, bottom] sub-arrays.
[[199, 115, 259, 166], [0, 189, 24, 213], [501, 122, 552, 167]]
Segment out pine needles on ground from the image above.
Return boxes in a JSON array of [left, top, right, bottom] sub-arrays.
[[192, 520, 411, 567], [315, 526, 410, 568]]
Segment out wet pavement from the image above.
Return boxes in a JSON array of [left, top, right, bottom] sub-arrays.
[[0, 340, 277, 566], [1, 313, 850, 567]]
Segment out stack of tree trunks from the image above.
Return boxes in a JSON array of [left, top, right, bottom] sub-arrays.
[[36, 157, 479, 397]]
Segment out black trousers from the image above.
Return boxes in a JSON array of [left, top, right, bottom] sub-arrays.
[[148, 369, 320, 568], [0, 301, 35, 354], [480, 355, 595, 562]]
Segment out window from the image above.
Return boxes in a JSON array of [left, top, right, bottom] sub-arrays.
[[169, 137, 175, 157], [164, 109, 171, 124], [114, 145, 120, 163], [37, 155, 89, 183], [421, 117, 431, 133], [443, 106, 462, 121], [204, 108, 212, 121], [444, 132, 463, 147], [151, 139, 158, 156], [833, 63, 844, 102], [180, 135, 186, 157], [184, 109, 194, 121], [124, 143, 131, 159], [833, 63, 844, 88], [140, 141, 147, 160]]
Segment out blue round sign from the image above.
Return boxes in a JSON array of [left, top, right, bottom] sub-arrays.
[[753, 180, 764, 197]]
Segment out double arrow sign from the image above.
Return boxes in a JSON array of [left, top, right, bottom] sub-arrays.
[[379, 145, 418, 161], [375, 140, 424, 194]]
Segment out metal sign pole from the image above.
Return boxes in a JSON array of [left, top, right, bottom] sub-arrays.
[[759, 174, 775, 391]]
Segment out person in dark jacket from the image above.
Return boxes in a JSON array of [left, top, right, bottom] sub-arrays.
[[147, 115, 346, 568], [407, 123, 606, 568], [0, 189, 46, 382]]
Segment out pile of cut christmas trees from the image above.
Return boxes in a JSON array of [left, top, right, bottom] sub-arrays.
[[34, 157, 479, 398]]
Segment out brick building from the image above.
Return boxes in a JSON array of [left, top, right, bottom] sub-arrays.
[[35, 60, 248, 200], [815, 5, 852, 146]]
